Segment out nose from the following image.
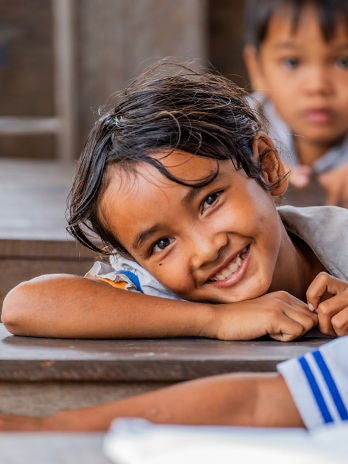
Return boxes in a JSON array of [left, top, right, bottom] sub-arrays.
[[303, 65, 333, 96], [190, 227, 228, 270]]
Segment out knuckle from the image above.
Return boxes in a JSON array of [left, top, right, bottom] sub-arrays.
[[331, 314, 347, 332], [274, 290, 291, 301], [317, 271, 329, 281], [318, 302, 331, 316]]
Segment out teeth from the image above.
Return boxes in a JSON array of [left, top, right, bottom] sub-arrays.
[[212, 255, 242, 281], [210, 246, 249, 282]]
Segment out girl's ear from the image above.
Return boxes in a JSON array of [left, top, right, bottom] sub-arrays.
[[243, 45, 267, 93], [252, 134, 288, 196]]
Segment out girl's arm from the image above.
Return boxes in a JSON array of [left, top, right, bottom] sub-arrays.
[[1, 274, 211, 338], [2, 274, 317, 340], [0, 371, 303, 431]]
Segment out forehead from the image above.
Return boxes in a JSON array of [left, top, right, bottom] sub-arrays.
[[265, 4, 348, 43], [98, 150, 220, 224]]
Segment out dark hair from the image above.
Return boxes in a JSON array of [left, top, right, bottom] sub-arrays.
[[67, 60, 277, 256], [245, 0, 348, 49]]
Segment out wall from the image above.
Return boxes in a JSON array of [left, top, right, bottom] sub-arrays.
[[0, 0, 247, 159]]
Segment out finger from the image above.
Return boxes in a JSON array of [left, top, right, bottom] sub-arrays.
[[306, 272, 346, 309], [306, 273, 328, 310], [318, 172, 340, 205], [318, 295, 348, 336], [289, 166, 311, 188], [324, 184, 341, 206], [331, 307, 348, 336]]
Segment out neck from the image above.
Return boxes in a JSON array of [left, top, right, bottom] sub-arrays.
[[270, 228, 325, 301], [293, 135, 333, 166]]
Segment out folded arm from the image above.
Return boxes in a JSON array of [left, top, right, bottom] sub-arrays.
[[2, 274, 316, 341]]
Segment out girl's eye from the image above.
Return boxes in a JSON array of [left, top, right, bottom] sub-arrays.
[[281, 57, 300, 69], [336, 57, 348, 69], [202, 191, 221, 212], [152, 237, 173, 254]]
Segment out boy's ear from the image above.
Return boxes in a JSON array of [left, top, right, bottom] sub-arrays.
[[243, 45, 266, 93], [252, 134, 288, 196]]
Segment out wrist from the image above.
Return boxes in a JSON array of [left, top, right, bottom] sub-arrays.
[[191, 303, 220, 339]]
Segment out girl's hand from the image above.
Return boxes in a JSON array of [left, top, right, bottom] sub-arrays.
[[206, 291, 318, 342], [306, 272, 348, 336]]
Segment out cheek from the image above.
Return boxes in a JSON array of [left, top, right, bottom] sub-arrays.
[[141, 253, 193, 296]]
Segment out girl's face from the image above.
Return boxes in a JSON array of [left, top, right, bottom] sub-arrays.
[[245, 4, 348, 157], [99, 144, 289, 303]]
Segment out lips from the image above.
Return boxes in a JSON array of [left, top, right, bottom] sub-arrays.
[[207, 245, 250, 283], [302, 108, 335, 124]]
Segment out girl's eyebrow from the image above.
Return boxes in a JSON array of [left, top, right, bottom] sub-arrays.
[[132, 184, 203, 252], [132, 224, 161, 251], [181, 185, 205, 205]]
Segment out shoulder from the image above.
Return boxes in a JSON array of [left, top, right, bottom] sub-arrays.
[[278, 205, 348, 230], [278, 205, 348, 279]]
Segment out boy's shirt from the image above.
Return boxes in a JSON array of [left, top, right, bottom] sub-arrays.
[[277, 336, 348, 430], [87, 205, 348, 299], [249, 92, 348, 173]]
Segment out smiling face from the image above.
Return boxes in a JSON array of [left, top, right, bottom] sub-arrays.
[[244, 4, 348, 161], [98, 145, 292, 303]]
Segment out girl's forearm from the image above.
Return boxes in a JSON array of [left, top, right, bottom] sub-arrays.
[[1, 274, 213, 338]]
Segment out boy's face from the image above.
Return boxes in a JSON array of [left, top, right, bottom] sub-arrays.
[[99, 146, 289, 303], [245, 5, 348, 152]]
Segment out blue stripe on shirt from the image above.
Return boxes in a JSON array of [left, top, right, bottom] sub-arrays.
[[117, 270, 144, 293], [298, 355, 334, 424], [313, 350, 348, 420]]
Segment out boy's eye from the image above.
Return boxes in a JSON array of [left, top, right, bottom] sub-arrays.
[[201, 191, 222, 212], [152, 237, 173, 253], [281, 57, 300, 69], [336, 57, 348, 69]]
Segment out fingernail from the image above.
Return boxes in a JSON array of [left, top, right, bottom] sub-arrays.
[[308, 303, 315, 311]]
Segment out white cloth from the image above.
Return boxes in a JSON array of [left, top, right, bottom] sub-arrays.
[[103, 418, 348, 464]]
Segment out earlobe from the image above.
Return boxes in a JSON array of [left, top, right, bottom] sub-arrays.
[[252, 134, 288, 196], [243, 45, 266, 93]]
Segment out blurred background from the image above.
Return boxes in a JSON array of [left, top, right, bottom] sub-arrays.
[[0, 0, 248, 161]]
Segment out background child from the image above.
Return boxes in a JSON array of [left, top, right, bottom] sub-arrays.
[[244, 0, 348, 207], [2, 61, 348, 341]]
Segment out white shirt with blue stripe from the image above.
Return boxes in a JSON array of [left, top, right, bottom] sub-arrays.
[[277, 336, 348, 430]]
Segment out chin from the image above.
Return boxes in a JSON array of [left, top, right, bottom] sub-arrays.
[[226, 283, 270, 303]]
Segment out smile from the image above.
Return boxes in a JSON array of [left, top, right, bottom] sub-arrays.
[[208, 245, 250, 283]]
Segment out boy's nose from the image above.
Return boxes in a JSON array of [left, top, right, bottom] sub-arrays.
[[190, 229, 228, 270], [304, 66, 333, 96]]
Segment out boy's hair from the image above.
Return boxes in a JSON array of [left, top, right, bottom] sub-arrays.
[[67, 60, 277, 256], [245, 0, 348, 49]]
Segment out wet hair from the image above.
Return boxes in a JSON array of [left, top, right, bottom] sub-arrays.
[[67, 60, 279, 256], [245, 0, 348, 50]]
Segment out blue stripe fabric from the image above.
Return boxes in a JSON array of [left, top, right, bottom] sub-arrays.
[[313, 350, 348, 420], [117, 270, 144, 293], [298, 355, 334, 424]]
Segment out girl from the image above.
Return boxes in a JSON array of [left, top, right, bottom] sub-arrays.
[[3, 61, 348, 340]]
